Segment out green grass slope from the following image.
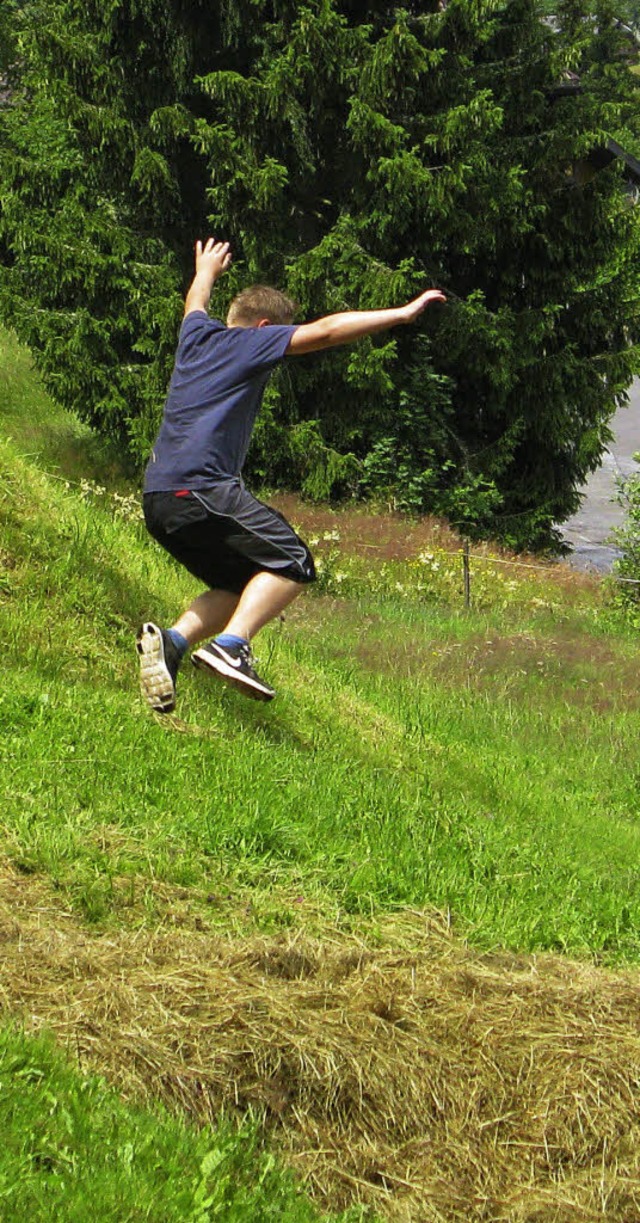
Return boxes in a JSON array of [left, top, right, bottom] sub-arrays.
[[2, 326, 640, 960]]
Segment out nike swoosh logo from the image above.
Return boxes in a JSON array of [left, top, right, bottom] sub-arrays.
[[219, 652, 243, 668]]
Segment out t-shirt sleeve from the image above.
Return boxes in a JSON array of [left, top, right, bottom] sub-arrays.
[[233, 325, 299, 375], [178, 311, 225, 354], [177, 315, 296, 374]]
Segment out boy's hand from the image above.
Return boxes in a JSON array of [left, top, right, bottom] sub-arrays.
[[184, 238, 232, 316], [400, 288, 447, 323], [195, 237, 232, 282]]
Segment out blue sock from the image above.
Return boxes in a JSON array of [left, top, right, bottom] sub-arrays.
[[167, 628, 188, 656], [214, 633, 248, 649]]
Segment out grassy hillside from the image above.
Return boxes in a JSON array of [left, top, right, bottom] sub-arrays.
[[2, 327, 639, 958], [2, 325, 640, 1220]]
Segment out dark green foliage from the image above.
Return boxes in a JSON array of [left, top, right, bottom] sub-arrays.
[[1, 0, 639, 547], [0, 2, 20, 75]]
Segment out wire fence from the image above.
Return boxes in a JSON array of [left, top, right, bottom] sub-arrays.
[[457, 536, 640, 610]]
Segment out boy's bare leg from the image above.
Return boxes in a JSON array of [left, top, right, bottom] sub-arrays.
[[191, 571, 304, 701], [137, 588, 238, 714], [219, 570, 303, 641], [172, 588, 239, 647]]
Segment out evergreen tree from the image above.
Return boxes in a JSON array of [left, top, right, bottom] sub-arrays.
[[1, 0, 639, 548], [0, 5, 16, 76]]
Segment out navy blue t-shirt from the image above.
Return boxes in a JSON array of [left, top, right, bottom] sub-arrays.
[[143, 311, 297, 492]]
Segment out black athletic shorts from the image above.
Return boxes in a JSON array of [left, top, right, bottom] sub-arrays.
[[143, 479, 316, 595]]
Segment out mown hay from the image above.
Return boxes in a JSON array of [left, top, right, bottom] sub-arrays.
[[1, 865, 640, 1221]]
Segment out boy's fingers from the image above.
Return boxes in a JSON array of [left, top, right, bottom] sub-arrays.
[[195, 238, 231, 256], [419, 290, 446, 307], [194, 235, 231, 269]]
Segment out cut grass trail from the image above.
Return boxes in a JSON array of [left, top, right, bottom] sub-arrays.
[[4, 862, 640, 1222]]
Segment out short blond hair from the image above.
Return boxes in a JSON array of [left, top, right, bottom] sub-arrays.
[[227, 284, 297, 327]]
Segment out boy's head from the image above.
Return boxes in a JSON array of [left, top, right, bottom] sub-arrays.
[[227, 284, 297, 328]]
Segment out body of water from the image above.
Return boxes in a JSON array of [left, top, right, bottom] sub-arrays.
[[561, 380, 640, 572]]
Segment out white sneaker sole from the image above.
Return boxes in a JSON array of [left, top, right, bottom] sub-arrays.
[[136, 623, 176, 713], [191, 647, 275, 702]]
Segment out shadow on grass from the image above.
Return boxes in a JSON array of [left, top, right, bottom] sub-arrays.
[[190, 675, 316, 751]]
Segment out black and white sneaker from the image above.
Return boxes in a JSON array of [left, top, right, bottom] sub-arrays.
[[191, 639, 275, 702], [136, 622, 182, 714]]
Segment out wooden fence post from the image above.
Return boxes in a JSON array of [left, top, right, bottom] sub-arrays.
[[462, 538, 471, 609]]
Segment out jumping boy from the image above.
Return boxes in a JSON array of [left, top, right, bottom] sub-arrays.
[[138, 237, 445, 711]]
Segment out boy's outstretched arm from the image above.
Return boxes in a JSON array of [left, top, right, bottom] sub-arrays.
[[184, 238, 232, 317], [286, 288, 446, 355]]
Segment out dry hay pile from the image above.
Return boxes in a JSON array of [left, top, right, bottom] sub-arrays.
[[1, 866, 640, 1222]]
